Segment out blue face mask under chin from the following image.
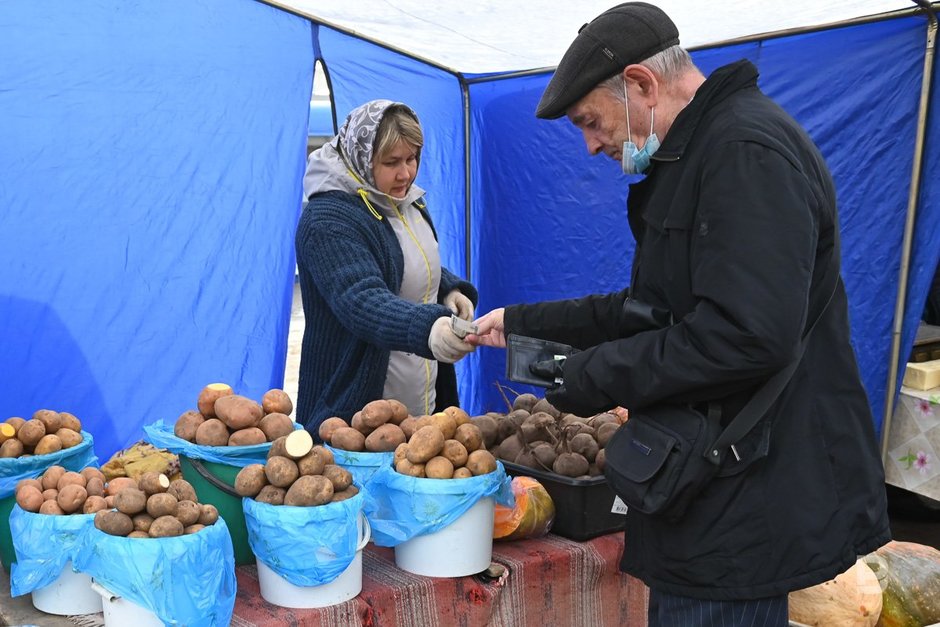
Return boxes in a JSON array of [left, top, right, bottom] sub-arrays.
[[622, 80, 660, 175]]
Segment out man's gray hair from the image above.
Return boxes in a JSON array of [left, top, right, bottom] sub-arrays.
[[600, 45, 694, 101]]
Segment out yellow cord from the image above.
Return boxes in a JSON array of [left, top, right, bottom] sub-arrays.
[[346, 168, 383, 221]]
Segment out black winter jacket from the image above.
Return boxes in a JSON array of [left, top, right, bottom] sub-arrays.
[[505, 60, 890, 600]]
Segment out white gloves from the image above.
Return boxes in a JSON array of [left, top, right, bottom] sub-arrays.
[[428, 316, 475, 363], [443, 289, 474, 321]]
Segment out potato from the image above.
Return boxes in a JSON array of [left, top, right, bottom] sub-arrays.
[[175, 500, 202, 526], [95, 510, 134, 536], [4, 417, 26, 434], [284, 475, 334, 507], [350, 411, 374, 436], [197, 383, 233, 417], [17, 419, 46, 447], [228, 427, 267, 446], [0, 422, 16, 444], [214, 394, 263, 430], [330, 427, 365, 452], [149, 515, 184, 538], [15, 485, 44, 513], [105, 477, 138, 496], [406, 426, 445, 464], [255, 485, 286, 505], [146, 492, 179, 518], [425, 456, 455, 479], [184, 524, 206, 535], [39, 500, 65, 515], [365, 423, 407, 452], [466, 449, 498, 476], [394, 442, 409, 464], [361, 400, 394, 428], [16, 478, 43, 493], [33, 434, 63, 456], [312, 445, 334, 466], [128, 531, 151, 539], [0, 438, 24, 458], [32, 409, 62, 434], [441, 439, 469, 467], [57, 484, 88, 514], [399, 416, 418, 440], [41, 466, 67, 491], [264, 456, 300, 488], [58, 412, 82, 432], [386, 399, 409, 425], [261, 389, 293, 416], [55, 428, 83, 449], [82, 495, 109, 514], [317, 417, 348, 444], [259, 413, 294, 442], [234, 464, 268, 497], [132, 512, 154, 533], [194, 418, 229, 447], [80, 467, 106, 484], [166, 479, 197, 503], [198, 504, 219, 526], [57, 471, 86, 490], [413, 415, 435, 432], [174, 410, 205, 442], [395, 458, 425, 478], [442, 406, 471, 427], [452, 467, 473, 479], [322, 464, 353, 491], [87, 477, 106, 497], [113, 488, 147, 515], [137, 472, 170, 495], [454, 423, 484, 453], [296, 449, 326, 476], [268, 429, 313, 459], [42, 488, 59, 501], [331, 485, 360, 502]]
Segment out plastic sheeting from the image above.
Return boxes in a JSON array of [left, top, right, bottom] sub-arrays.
[[0, 433, 97, 498], [325, 445, 394, 487], [0, 0, 314, 462], [9, 507, 94, 597], [362, 463, 513, 547], [73, 518, 237, 627], [244, 492, 365, 586]]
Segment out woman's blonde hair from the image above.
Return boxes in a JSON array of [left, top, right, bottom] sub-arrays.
[[374, 104, 423, 163]]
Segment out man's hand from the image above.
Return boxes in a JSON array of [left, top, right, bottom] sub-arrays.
[[529, 357, 565, 383], [466, 308, 506, 348], [443, 289, 474, 321], [428, 316, 475, 363]]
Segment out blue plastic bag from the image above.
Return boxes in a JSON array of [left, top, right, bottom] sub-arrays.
[[72, 517, 236, 627], [326, 445, 394, 487], [9, 505, 95, 596], [144, 419, 286, 467], [244, 491, 366, 586], [0, 431, 97, 498], [362, 462, 514, 546]]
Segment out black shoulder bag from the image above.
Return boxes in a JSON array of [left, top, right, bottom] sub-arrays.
[[604, 284, 836, 522]]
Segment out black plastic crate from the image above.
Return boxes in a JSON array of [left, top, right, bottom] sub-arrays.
[[502, 461, 626, 542]]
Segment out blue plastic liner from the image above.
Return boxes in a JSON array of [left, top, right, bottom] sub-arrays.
[[9, 506, 94, 596], [144, 419, 283, 467], [0, 432, 97, 498], [362, 462, 513, 547], [73, 517, 236, 627], [326, 445, 394, 487], [244, 491, 365, 587]]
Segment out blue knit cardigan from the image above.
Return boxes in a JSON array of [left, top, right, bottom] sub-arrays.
[[294, 190, 478, 435]]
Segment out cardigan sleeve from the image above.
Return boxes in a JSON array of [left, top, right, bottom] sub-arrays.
[[438, 267, 478, 306]]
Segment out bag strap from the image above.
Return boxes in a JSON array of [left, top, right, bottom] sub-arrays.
[[703, 272, 839, 466]]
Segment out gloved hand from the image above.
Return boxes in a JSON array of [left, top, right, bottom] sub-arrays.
[[443, 289, 474, 321], [428, 316, 475, 363], [529, 357, 566, 384]]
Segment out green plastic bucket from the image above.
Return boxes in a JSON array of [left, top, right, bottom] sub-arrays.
[[180, 455, 253, 566], [0, 492, 16, 572]]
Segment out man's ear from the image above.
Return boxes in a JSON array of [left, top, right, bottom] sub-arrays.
[[622, 65, 658, 107]]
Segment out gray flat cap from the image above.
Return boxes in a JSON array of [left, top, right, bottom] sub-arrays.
[[536, 2, 680, 119]]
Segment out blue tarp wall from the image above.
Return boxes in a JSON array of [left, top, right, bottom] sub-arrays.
[[1, 2, 937, 461]]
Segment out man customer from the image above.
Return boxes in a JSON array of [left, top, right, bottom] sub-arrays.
[[468, 3, 890, 625]]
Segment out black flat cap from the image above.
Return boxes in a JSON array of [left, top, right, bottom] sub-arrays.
[[536, 2, 679, 119]]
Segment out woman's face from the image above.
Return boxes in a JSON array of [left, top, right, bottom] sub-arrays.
[[373, 140, 419, 198]]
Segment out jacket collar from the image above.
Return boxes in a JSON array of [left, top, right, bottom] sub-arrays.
[[651, 60, 759, 163]]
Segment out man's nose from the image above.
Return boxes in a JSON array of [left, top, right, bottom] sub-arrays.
[[584, 132, 603, 156]]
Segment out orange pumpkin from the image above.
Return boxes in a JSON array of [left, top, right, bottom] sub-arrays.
[[493, 476, 555, 541]]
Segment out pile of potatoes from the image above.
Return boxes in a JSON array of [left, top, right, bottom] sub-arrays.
[[14, 467, 219, 538], [174, 383, 296, 447], [470, 393, 627, 479], [234, 429, 360, 506], [393, 415, 498, 480], [0, 410, 85, 458]]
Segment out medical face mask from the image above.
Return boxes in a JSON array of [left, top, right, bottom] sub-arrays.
[[622, 80, 660, 175]]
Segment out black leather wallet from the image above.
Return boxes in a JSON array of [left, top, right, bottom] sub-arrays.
[[506, 333, 578, 387]]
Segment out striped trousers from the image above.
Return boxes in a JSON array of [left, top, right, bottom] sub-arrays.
[[648, 589, 789, 627]]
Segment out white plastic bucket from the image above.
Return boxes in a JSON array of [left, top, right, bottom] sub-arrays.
[[257, 513, 371, 609], [91, 580, 164, 627], [31, 561, 103, 615], [394, 496, 495, 577]]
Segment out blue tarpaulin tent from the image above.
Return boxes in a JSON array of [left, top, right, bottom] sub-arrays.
[[1, 0, 938, 461]]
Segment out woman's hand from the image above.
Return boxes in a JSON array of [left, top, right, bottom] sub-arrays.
[[466, 308, 507, 348], [443, 289, 474, 321], [428, 316, 475, 363]]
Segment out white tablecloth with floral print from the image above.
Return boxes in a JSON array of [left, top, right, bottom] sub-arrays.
[[885, 386, 940, 500]]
